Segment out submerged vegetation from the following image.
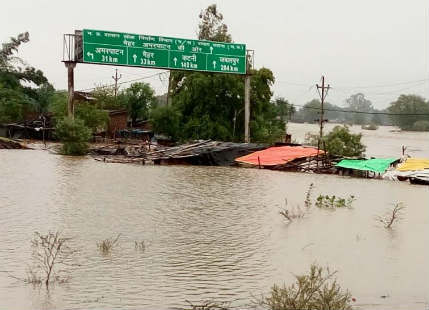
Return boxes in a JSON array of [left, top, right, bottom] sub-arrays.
[[97, 234, 121, 255], [376, 203, 405, 229], [261, 264, 352, 310], [315, 194, 355, 209], [306, 125, 366, 157], [28, 231, 75, 286]]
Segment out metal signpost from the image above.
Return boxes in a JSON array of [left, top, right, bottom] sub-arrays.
[[82, 29, 246, 74], [63, 29, 252, 142]]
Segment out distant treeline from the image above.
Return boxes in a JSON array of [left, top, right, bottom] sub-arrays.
[[290, 93, 429, 131]]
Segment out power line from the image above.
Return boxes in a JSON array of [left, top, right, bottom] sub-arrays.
[[293, 103, 429, 116], [76, 71, 169, 92]]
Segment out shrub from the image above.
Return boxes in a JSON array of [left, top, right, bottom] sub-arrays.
[[150, 104, 182, 141], [55, 117, 91, 155], [412, 120, 429, 131], [263, 264, 352, 310], [306, 125, 366, 157], [315, 195, 355, 209], [97, 234, 120, 255]]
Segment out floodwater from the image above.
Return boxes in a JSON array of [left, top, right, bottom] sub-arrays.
[[0, 125, 428, 310]]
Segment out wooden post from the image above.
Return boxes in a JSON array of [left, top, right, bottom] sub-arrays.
[[65, 61, 76, 118]]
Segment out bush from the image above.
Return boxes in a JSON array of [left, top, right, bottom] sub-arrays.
[[315, 195, 355, 209], [412, 120, 429, 131], [150, 104, 182, 141], [55, 117, 91, 155], [263, 264, 352, 310], [306, 125, 366, 157]]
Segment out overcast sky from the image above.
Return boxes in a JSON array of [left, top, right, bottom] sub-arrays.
[[2, 0, 429, 109]]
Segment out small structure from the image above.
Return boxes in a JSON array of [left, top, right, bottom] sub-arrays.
[[107, 110, 128, 138], [384, 158, 429, 185], [235, 145, 324, 170], [336, 158, 399, 178]]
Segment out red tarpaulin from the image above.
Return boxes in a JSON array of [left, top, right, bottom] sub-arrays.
[[235, 146, 323, 166]]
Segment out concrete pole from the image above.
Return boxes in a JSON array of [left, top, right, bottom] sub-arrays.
[[244, 75, 250, 143], [65, 62, 76, 118]]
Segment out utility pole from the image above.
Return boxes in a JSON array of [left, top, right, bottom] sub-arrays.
[[244, 52, 252, 143], [316, 75, 330, 169], [316, 75, 330, 141], [112, 69, 122, 99]]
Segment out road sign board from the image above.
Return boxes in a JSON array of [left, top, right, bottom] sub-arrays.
[[82, 29, 246, 74]]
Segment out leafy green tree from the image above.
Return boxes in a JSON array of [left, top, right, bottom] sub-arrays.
[[92, 86, 126, 110], [306, 125, 366, 157], [150, 105, 181, 140], [55, 117, 91, 155], [163, 5, 281, 143], [0, 32, 51, 122], [50, 91, 108, 133], [345, 93, 373, 125], [123, 82, 155, 126], [75, 102, 109, 133], [387, 94, 429, 131], [294, 99, 344, 123]]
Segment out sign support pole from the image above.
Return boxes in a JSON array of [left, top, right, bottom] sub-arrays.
[[244, 74, 250, 143], [65, 61, 76, 118]]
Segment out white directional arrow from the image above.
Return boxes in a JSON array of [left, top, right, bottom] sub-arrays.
[[132, 54, 137, 63], [212, 60, 217, 69], [86, 52, 94, 60], [173, 57, 177, 66], [210, 46, 213, 54]]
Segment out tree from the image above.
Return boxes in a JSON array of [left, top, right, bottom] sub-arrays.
[[345, 93, 373, 125], [163, 5, 280, 143], [387, 94, 429, 131], [306, 125, 366, 157], [150, 105, 181, 140], [123, 82, 155, 126], [55, 117, 92, 155], [198, 4, 232, 42], [294, 99, 343, 123], [0, 32, 51, 123]]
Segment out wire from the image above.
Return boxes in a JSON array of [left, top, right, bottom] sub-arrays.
[[293, 103, 429, 116], [76, 71, 169, 92]]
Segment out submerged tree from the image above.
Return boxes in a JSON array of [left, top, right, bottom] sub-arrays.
[[306, 125, 366, 157], [388, 94, 429, 131]]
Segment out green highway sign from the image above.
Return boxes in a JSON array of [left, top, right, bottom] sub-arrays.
[[82, 29, 246, 74]]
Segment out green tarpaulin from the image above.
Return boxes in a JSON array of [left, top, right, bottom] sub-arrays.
[[336, 158, 398, 173]]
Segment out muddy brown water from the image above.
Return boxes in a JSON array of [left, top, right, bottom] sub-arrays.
[[0, 125, 428, 309]]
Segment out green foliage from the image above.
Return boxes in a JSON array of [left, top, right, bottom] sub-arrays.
[[315, 194, 355, 209], [388, 94, 429, 131], [150, 104, 181, 140], [263, 264, 352, 310], [161, 5, 281, 143], [92, 86, 126, 110], [75, 102, 109, 133], [412, 120, 429, 131], [345, 93, 373, 125], [306, 125, 366, 157], [0, 32, 51, 123], [55, 117, 91, 155], [198, 4, 231, 42], [123, 82, 155, 126]]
